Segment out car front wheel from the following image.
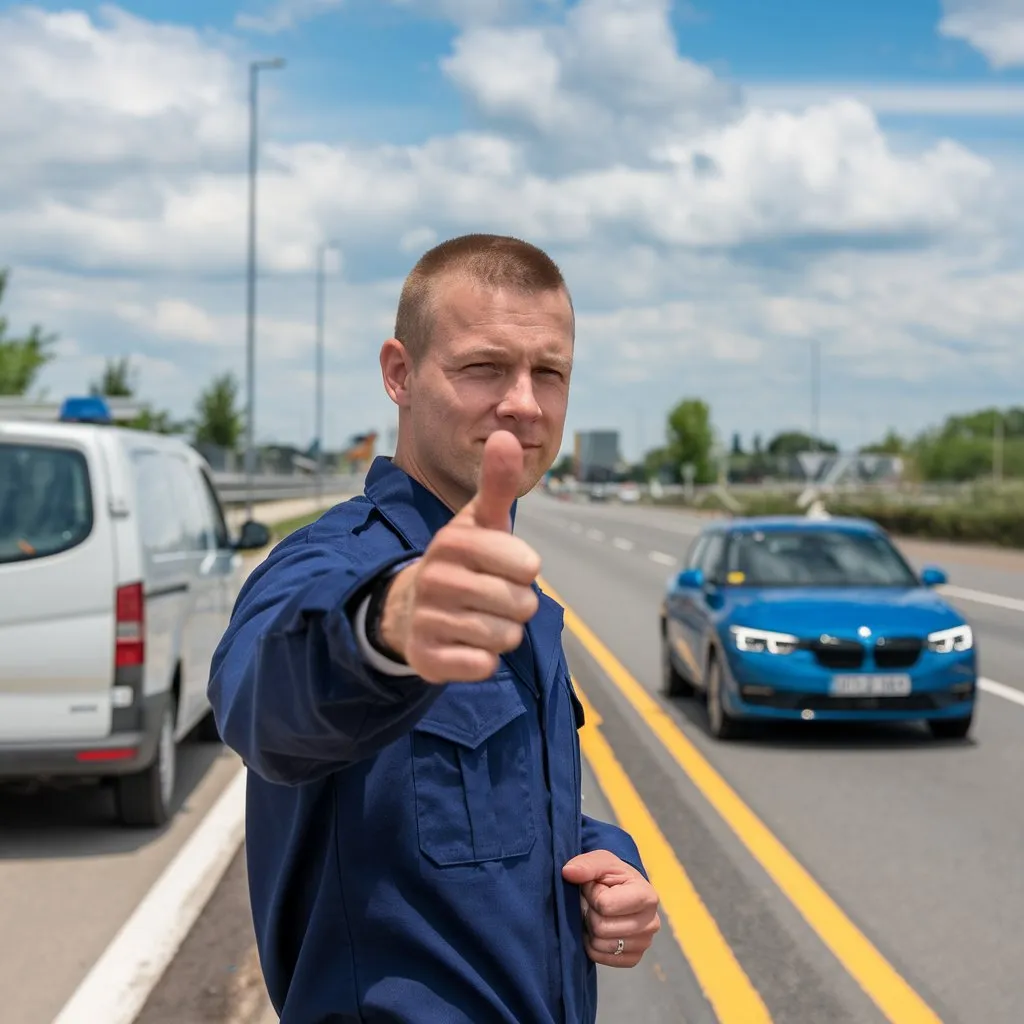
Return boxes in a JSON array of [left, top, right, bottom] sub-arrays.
[[661, 632, 694, 698], [706, 656, 742, 740]]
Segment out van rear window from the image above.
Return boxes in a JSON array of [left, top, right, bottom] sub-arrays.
[[0, 443, 94, 563]]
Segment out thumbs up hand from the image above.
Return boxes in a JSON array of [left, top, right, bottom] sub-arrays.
[[377, 431, 543, 684]]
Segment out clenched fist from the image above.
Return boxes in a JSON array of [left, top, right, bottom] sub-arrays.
[[379, 430, 543, 683]]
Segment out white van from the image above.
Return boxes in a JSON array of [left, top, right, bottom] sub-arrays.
[[0, 412, 269, 827]]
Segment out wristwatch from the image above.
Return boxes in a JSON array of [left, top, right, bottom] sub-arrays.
[[364, 565, 408, 664]]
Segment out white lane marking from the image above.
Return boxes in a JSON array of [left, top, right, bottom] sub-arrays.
[[941, 584, 1024, 614], [613, 537, 635, 551], [586, 529, 605, 541], [570, 523, 583, 533], [980, 677, 1024, 708], [52, 766, 247, 1024], [649, 551, 677, 566]]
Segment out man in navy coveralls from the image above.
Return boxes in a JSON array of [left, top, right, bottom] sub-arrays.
[[209, 234, 661, 1023]]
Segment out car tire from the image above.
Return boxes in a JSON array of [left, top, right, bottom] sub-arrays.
[[116, 695, 177, 828], [661, 633, 694, 698], [706, 655, 742, 740], [927, 714, 973, 741]]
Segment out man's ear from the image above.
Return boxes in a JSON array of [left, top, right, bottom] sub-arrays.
[[380, 338, 412, 407]]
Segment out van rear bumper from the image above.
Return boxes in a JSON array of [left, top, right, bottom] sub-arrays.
[[0, 691, 169, 780]]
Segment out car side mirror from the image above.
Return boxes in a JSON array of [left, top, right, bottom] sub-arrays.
[[234, 520, 270, 551], [920, 566, 947, 587], [676, 567, 704, 589]]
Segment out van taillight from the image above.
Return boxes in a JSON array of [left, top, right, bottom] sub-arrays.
[[116, 581, 145, 667]]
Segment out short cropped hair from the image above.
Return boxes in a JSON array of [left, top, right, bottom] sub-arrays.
[[393, 233, 574, 362]]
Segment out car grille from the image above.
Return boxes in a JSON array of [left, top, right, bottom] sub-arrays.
[[873, 636, 922, 669], [802, 634, 924, 670], [806, 637, 865, 670]]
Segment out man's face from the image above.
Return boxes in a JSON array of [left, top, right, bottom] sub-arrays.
[[385, 276, 574, 508]]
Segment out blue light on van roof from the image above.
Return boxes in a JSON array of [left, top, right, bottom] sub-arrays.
[[59, 396, 113, 423]]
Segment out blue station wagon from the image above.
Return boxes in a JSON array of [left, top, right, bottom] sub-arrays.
[[659, 516, 977, 740]]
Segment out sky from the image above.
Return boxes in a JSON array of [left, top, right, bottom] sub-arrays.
[[3, 0, 1024, 461]]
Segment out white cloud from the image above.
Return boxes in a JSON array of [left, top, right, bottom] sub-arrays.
[[2, 0, 1022, 456], [743, 82, 1024, 117], [236, 0, 344, 34], [939, 0, 1024, 69], [235, 0, 534, 34], [442, 0, 738, 169]]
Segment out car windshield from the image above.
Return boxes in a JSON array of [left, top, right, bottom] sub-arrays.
[[0, 443, 93, 564], [723, 527, 919, 588]]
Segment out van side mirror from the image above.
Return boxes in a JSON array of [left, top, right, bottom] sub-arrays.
[[920, 566, 947, 587], [235, 520, 270, 551], [675, 568, 704, 589]]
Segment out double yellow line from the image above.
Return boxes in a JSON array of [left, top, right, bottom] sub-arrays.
[[541, 575, 944, 1024]]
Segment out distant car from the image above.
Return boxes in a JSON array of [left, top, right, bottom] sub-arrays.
[[618, 482, 640, 503], [0, 404, 270, 826], [659, 516, 976, 741]]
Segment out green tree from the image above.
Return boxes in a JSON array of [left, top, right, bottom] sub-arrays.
[[131, 406, 185, 435], [861, 429, 905, 455], [550, 453, 575, 477], [0, 268, 58, 395], [90, 356, 137, 398], [767, 430, 838, 456], [193, 372, 244, 449], [665, 398, 715, 484]]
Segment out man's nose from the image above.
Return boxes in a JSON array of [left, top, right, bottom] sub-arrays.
[[498, 371, 542, 420]]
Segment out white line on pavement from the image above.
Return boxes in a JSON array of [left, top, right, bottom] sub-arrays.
[[980, 677, 1024, 709], [613, 537, 635, 551], [52, 766, 248, 1024], [940, 585, 1024, 614], [649, 551, 677, 566], [586, 529, 605, 541]]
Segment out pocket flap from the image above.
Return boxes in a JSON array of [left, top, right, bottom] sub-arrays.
[[413, 672, 527, 748]]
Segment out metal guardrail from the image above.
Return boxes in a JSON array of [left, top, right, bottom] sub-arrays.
[[210, 472, 366, 506]]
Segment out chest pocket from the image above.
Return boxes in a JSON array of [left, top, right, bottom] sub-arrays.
[[411, 671, 536, 867]]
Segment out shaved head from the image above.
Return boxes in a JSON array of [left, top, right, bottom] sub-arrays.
[[393, 233, 575, 363]]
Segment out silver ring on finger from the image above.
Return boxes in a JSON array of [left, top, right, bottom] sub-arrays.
[[613, 938, 625, 956]]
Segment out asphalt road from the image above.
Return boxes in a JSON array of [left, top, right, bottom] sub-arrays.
[[513, 492, 1024, 1024], [8, 490, 1024, 1023]]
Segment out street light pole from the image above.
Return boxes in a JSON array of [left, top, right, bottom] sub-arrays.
[[244, 56, 285, 520], [315, 240, 340, 503], [810, 339, 821, 451]]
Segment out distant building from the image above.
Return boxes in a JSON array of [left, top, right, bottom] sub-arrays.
[[574, 430, 620, 483]]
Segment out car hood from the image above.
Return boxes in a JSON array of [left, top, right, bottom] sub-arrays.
[[727, 587, 964, 638]]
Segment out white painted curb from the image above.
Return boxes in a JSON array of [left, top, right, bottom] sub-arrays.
[[52, 766, 248, 1024]]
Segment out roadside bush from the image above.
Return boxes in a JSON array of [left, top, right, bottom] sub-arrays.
[[650, 491, 1024, 548], [827, 502, 1024, 549]]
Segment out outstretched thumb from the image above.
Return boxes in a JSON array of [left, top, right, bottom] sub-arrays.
[[464, 430, 523, 532]]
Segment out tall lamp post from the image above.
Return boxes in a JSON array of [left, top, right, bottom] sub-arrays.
[[315, 240, 340, 503], [244, 56, 286, 519], [810, 339, 821, 452]]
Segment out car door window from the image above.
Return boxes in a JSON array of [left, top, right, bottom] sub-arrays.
[[166, 456, 212, 553], [132, 452, 186, 557], [686, 536, 708, 570], [195, 469, 230, 550], [699, 534, 726, 585]]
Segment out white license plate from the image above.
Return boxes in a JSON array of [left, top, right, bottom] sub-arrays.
[[829, 674, 912, 697]]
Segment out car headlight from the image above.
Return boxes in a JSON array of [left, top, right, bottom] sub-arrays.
[[926, 624, 973, 654], [730, 626, 799, 655]]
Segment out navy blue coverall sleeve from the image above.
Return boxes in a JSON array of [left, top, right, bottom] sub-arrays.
[[580, 814, 649, 879], [208, 533, 439, 786]]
